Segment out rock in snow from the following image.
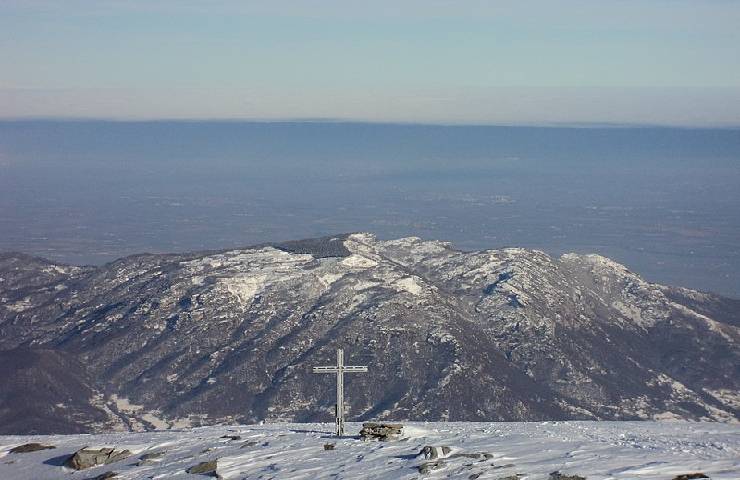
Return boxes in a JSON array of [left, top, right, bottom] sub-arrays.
[[8, 443, 55, 454], [64, 447, 131, 470], [360, 423, 404, 441], [0, 233, 738, 434], [0, 422, 737, 479]]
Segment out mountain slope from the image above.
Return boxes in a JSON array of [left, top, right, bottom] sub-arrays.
[[0, 234, 737, 433]]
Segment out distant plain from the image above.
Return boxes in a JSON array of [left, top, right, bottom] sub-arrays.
[[1, 121, 738, 297]]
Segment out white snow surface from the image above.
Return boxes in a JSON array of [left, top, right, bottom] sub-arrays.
[[1, 421, 737, 479]]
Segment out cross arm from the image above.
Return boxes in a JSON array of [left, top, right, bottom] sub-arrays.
[[312, 366, 339, 373], [342, 366, 368, 372]]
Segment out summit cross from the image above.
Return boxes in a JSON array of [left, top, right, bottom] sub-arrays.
[[312, 348, 368, 436]]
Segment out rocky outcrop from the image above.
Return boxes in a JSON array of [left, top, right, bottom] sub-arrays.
[[65, 447, 131, 470], [359, 423, 404, 441]]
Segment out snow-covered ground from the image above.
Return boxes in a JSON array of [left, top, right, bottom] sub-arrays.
[[0, 421, 737, 479]]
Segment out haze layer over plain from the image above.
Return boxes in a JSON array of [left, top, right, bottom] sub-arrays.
[[0, 121, 739, 297]]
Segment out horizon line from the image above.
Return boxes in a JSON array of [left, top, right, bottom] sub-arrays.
[[1, 116, 740, 130]]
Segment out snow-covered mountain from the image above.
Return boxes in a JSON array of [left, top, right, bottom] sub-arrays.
[[0, 233, 738, 434]]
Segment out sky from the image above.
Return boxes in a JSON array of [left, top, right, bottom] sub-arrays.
[[1, 0, 740, 125]]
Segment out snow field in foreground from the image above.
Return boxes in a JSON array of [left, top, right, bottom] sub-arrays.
[[0, 421, 738, 479]]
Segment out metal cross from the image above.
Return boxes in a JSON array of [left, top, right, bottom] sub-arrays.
[[312, 348, 368, 436]]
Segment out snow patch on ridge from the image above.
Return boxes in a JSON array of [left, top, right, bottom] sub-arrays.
[[394, 276, 424, 296], [341, 254, 378, 269], [221, 275, 268, 305]]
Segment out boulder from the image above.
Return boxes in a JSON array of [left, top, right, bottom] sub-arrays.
[[359, 422, 403, 441], [65, 447, 131, 470], [9, 443, 56, 454], [187, 459, 219, 477], [419, 446, 452, 460]]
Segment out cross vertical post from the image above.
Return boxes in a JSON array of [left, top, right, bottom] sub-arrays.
[[312, 347, 368, 436], [336, 348, 344, 436]]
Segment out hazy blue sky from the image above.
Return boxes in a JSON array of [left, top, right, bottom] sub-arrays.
[[2, 0, 740, 125]]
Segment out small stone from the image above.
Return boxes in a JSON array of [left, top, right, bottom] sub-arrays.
[[220, 435, 241, 441], [137, 451, 165, 466], [450, 452, 491, 460], [9, 443, 56, 454], [323, 443, 335, 450], [549, 471, 586, 480], [418, 460, 446, 474], [186, 459, 219, 476], [85, 472, 118, 480], [672, 475, 709, 480], [240, 441, 260, 449]]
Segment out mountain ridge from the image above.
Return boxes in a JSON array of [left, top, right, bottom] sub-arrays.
[[0, 233, 737, 434]]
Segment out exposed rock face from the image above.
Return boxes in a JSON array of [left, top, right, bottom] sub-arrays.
[[0, 233, 738, 433], [65, 447, 131, 470]]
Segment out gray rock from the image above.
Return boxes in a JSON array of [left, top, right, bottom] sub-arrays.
[[84, 472, 117, 480], [549, 471, 586, 480], [672, 474, 709, 480], [9, 443, 56, 454], [449, 452, 493, 460], [360, 423, 403, 441], [137, 451, 165, 466], [187, 459, 219, 477], [418, 460, 446, 474], [65, 447, 131, 470], [323, 443, 335, 450], [419, 446, 452, 460]]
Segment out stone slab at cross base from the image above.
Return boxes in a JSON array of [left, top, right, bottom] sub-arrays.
[[359, 423, 403, 441]]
